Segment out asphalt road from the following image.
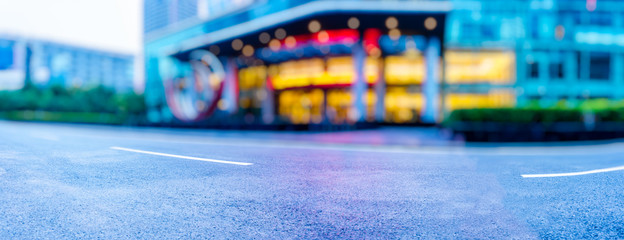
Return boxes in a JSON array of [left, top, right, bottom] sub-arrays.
[[1, 121, 624, 239]]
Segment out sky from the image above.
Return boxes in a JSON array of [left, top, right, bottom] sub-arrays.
[[0, 0, 142, 55]]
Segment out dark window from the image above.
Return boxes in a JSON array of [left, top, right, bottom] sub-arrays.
[[462, 23, 478, 39], [481, 25, 495, 39], [576, 51, 583, 80], [0, 41, 14, 70], [589, 52, 610, 80], [590, 12, 612, 26], [531, 15, 540, 39], [565, 11, 582, 25], [528, 62, 539, 79], [549, 62, 564, 79]]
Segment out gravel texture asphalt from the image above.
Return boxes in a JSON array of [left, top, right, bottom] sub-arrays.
[[1, 121, 624, 239]]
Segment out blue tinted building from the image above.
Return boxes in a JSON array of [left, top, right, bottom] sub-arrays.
[[0, 35, 134, 92], [0, 37, 27, 90], [144, 0, 199, 34], [445, 0, 624, 108]]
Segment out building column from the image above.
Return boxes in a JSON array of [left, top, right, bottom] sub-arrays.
[[350, 42, 366, 123], [374, 57, 386, 122], [263, 75, 275, 125], [222, 59, 239, 114], [564, 51, 576, 100], [613, 53, 623, 99], [422, 36, 441, 124]]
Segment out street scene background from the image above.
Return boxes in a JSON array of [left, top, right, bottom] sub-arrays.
[[1, 0, 624, 239]]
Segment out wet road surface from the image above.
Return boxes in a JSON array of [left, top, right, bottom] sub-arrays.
[[1, 121, 624, 239]]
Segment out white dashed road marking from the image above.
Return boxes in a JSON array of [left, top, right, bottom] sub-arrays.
[[110, 146, 253, 166], [522, 165, 624, 178]]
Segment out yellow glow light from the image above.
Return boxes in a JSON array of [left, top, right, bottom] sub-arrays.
[[285, 36, 297, 48], [317, 31, 329, 43], [389, 29, 401, 40], [348, 17, 360, 29], [231, 39, 243, 51], [259, 32, 271, 44], [308, 20, 321, 33], [275, 28, 287, 40], [445, 51, 516, 84], [242, 45, 254, 57], [218, 99, 228, 111], [424, 17, 437, 31], [444, 91, 516, 111], [269, 39, 281, 51], [369, 47, 381, 58], [386, 17, 398, 29], [385, 55, 425, 85]]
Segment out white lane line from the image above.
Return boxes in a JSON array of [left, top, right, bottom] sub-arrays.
[[110, 147, 253, 166], [522, 165, 624, 178]]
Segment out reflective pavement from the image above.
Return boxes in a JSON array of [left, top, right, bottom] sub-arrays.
[[1, 121, 623, 239]]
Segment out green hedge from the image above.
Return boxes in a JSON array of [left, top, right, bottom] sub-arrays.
[[446, 108, 583, 124], [445, 107, 624, 126], [0, 111, 137, 124], [0, 85, 146, 124]]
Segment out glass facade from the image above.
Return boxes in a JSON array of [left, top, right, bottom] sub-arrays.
[[0, 39, 15, 70], [0, 36, 134, 92], [144, 0, 199, 34], [445, 0, 624, 103], [0, 38, 26, 90]]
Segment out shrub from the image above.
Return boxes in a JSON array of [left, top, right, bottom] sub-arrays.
[[0, 85, 146, 124], [445, 107, 624, 126]]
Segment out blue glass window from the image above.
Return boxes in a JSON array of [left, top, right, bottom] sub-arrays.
[[589, 52, 610, 81], [0, 40, 14, 70]]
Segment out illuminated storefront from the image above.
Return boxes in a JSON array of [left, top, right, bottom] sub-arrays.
[[442, 50, 517, 115], [445, 51, 515, 85], [242, 29, 383, 125], [144, 0, 624, 128], [145, 0, 447, 127]]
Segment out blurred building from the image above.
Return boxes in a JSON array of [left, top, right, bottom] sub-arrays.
[[143, 0, 621, 127], [0, 35, 134, 92], [0, 37, 27, 90], [144, 0, 199, 34], [444, 0, 623, 111]]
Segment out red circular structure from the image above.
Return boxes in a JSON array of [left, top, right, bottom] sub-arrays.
[[161, 50, 225, 122]]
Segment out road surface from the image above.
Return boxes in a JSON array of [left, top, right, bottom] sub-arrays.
[[1, 121, 624, 239]]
